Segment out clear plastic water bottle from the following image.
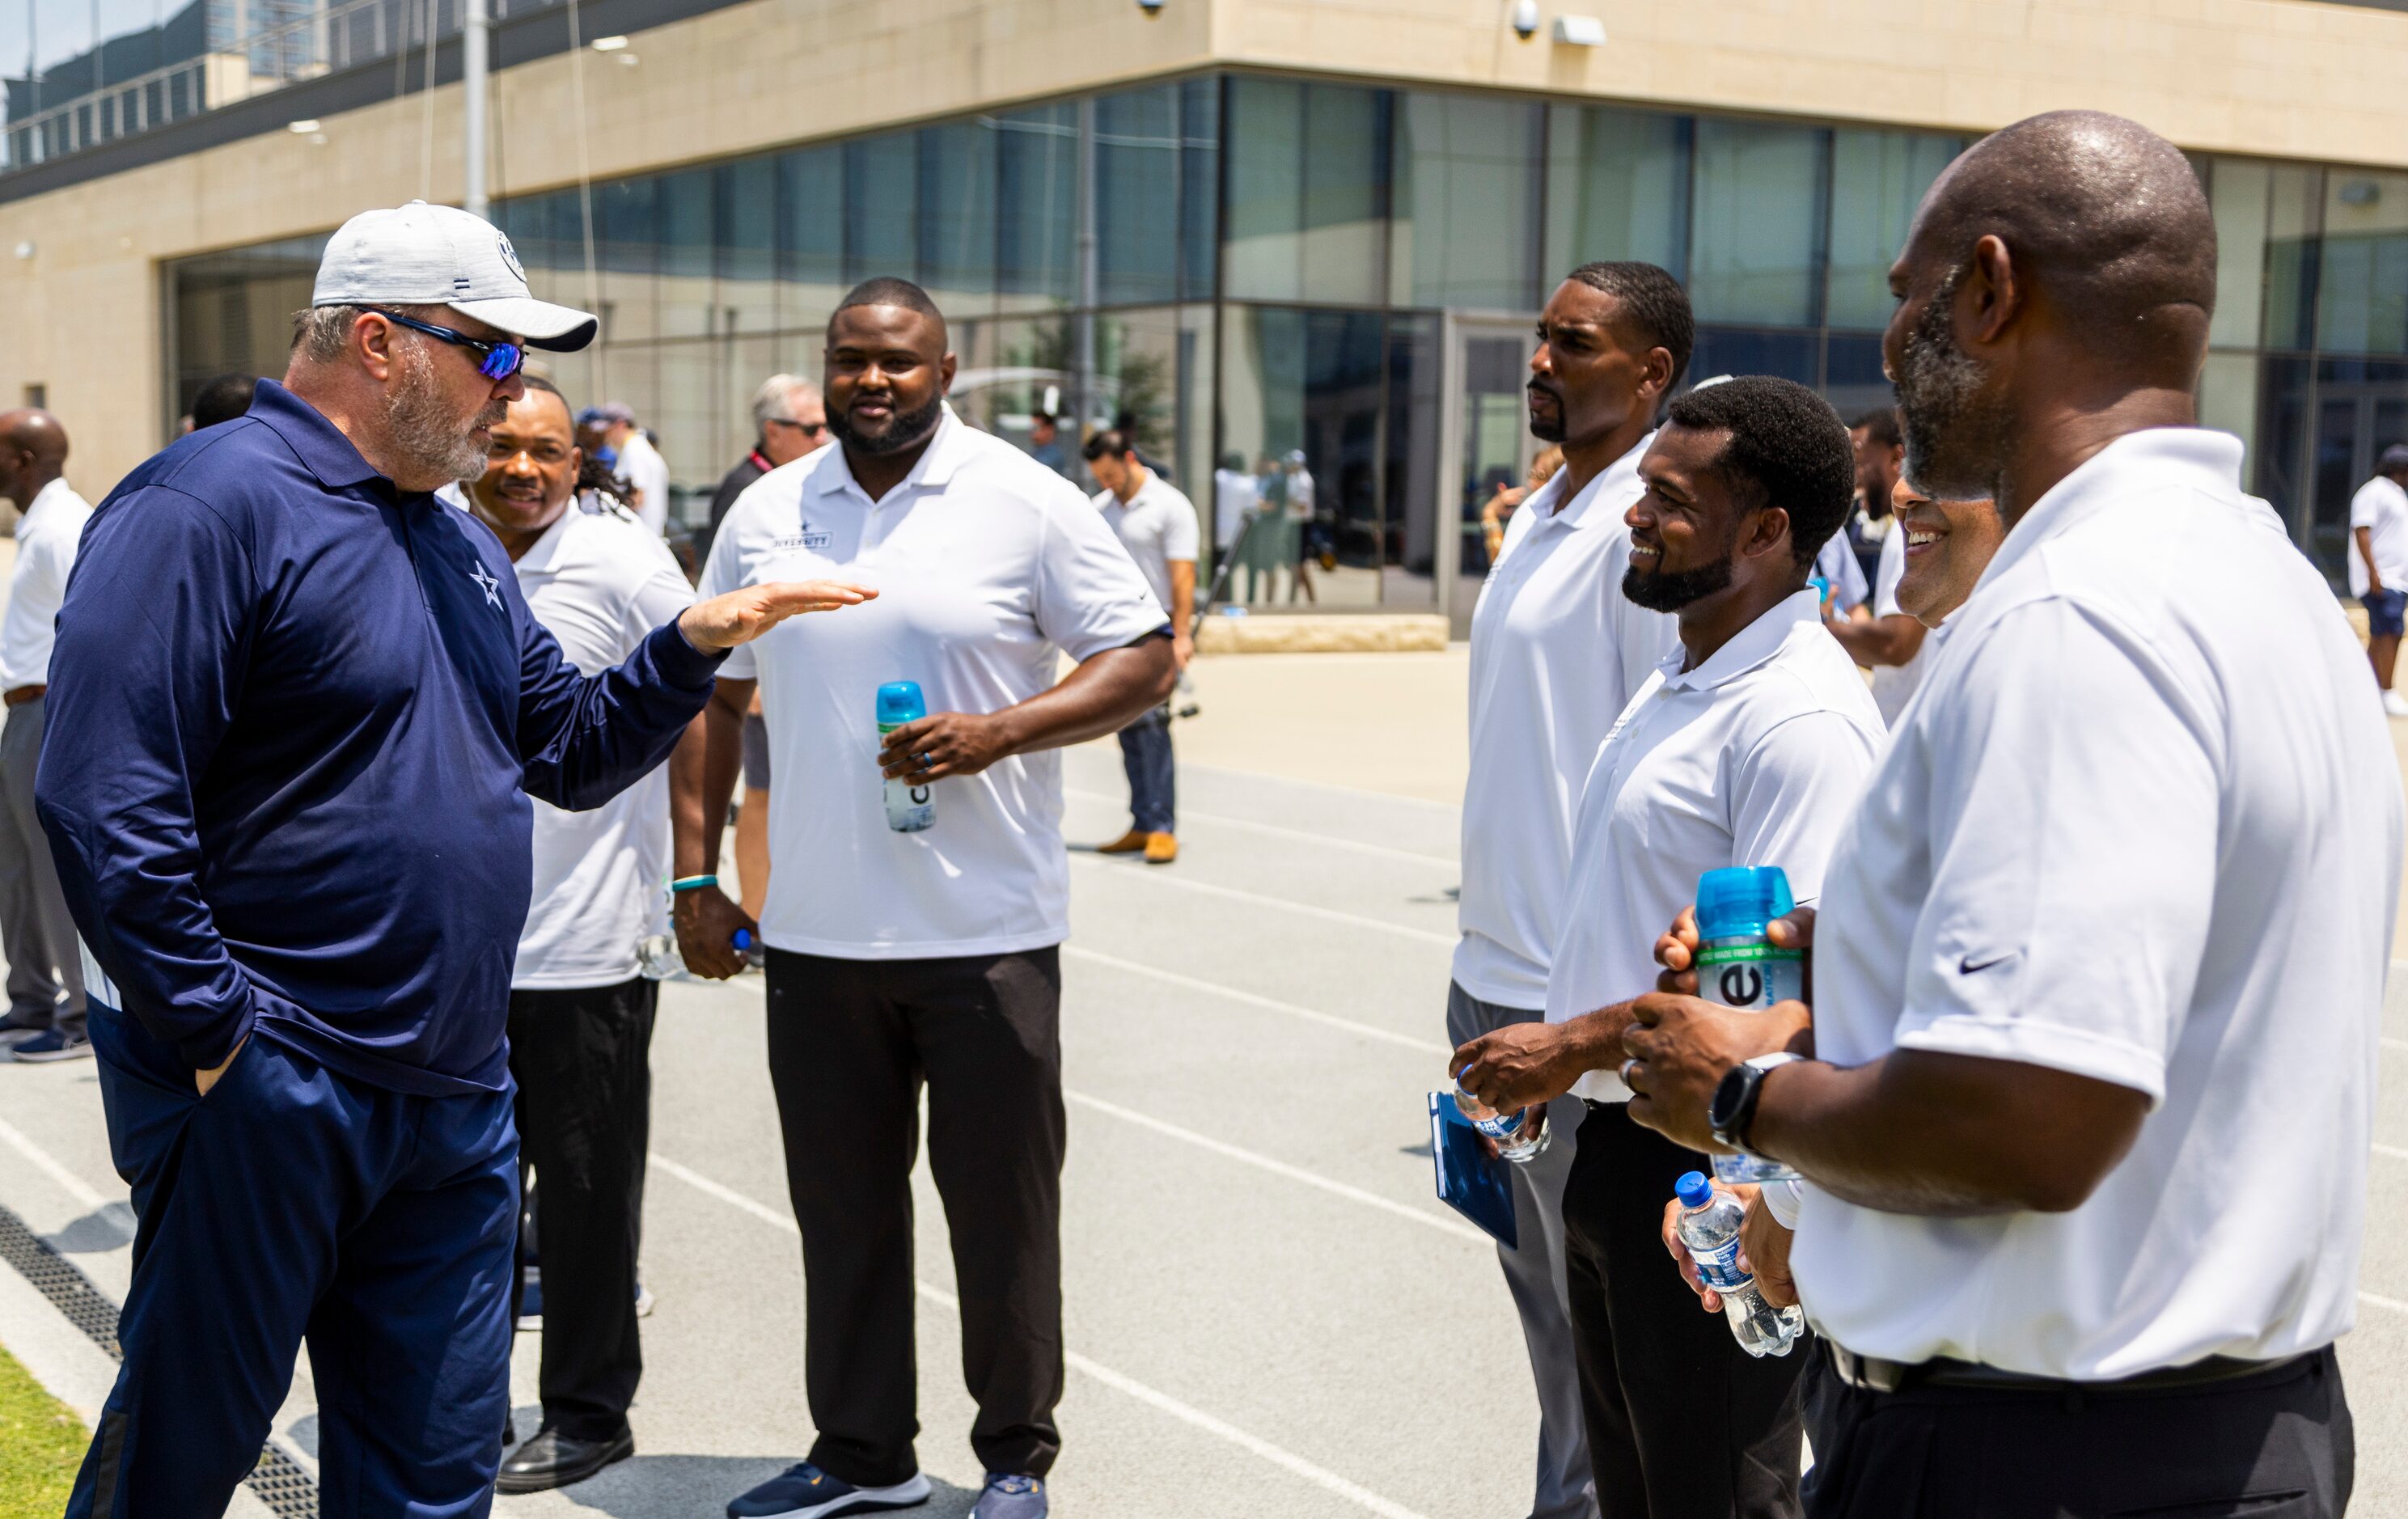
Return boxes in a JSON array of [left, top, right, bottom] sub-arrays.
[[877, 681, 935, 833], [637, 929, 764, 980], [1452, 1082, 1550, 1163], [1674, 1171, 1804, 1359], [1695, 865, 1804, 1186]]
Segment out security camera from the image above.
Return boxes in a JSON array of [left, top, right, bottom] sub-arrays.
[[1137, 0, 1164, 13], [1510, 0, 1539, 40]]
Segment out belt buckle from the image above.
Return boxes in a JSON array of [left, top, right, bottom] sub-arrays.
[[1828, 1342, 1911, 1394]]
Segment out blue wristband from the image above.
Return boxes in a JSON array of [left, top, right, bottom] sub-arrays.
[[671, 874, 718, 893]]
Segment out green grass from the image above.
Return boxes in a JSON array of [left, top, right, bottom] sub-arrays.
[[0, 1343, 83, 1517]]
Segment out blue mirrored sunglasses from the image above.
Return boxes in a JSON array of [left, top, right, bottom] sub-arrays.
[[364, 307, 525, 382]]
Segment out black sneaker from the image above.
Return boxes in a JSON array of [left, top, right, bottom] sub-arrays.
[[11, 1030, 91, 1063]]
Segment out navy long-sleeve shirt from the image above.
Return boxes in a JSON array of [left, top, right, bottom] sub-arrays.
[[36, 380, 723, 1095]]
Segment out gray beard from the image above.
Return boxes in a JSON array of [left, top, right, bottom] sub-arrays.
[[387, 343, 496, 485], [1896, 264, 2015, 504]]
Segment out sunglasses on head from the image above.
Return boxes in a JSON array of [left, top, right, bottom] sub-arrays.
[[366, 307, 525, 383]]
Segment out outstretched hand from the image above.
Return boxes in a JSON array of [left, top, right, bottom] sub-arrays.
[[679, 581, 877, 651]]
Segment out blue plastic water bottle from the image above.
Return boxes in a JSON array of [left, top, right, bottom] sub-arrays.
[[1695, 866, 1803, 1186], [877, 681, 936, 833]]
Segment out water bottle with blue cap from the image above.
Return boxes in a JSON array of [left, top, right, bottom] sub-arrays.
[[1674, 1170, 1804, 1358], [1452, 1081, 1550, 1163], [878, 681, 936, 833], [1695, 865, 1804, 1185]]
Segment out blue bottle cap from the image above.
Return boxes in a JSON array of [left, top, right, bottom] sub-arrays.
[[732, 928, 753, 952], [876, 681, 926, 725], [1695, 866, 1794, 942], [1674, 1171, 1715, 1208]]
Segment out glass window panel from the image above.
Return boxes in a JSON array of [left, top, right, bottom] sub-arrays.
[[166, 235, 326, 432], [845, 133, 918, 285], [595, 176, 659, 343], [1392, 92, 1541, 311], [997, 104, 1077, 309], [1821, 332, 1891, 423], [778, 145, 846, 332], [2318, 170, 2408, 356], [1542, 105, 1689, 283], [658, 168, 717, 340], [1179, 78, 1221, 303], [1098, 85, 1183, 307], [717, 156, 777, 336], [2196, 350, 2259, 462], [1386, 313, 1442, 608], [1689, 327, 1818, 387], [2207, 158, 2270, 352], [1826, 129, 1957, 331], [917, 120, 997, 313], [1223, 78, 1387, 305], [2263, 165, 2321, 351], [1217, 304, 1389, 607], [982, 313, 1077, 460], [2254, 353, 2311, 539], [1691, 119, 1826, 327]]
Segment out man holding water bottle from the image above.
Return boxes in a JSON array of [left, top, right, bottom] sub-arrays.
[[1622, 112, 2394, 1517], [1455, 376, 1883, 1517], [676, 277, 1173, 1519]]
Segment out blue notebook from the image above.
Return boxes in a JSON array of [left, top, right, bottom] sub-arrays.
[[1428, 1090, 1518, 1250]]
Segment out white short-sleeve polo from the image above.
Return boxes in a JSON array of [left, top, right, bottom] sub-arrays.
[[701, 413, 1168, 958], [2347, 472, 2408, 597], [1865, 523, 1923, 726], [483, 499, 695, 988], [1543, 589, 1886, 1100], [1094, 471, 1201, 616], [1454, 440, 1680, 1008], [1797, 429, 2404, 1378]]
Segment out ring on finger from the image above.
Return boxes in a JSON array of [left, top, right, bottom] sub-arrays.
[[1619, 1056, 1642, 1086]]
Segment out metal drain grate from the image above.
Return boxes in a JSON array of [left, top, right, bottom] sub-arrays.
[[0, 1198, 318, 1517]]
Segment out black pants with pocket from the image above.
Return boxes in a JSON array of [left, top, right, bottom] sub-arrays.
[[1802, 1342, 2353, 1518], [1561, 1100, 1809, 1518], [507, 975, 658, 1442], [764, 946, 1066, 1487]]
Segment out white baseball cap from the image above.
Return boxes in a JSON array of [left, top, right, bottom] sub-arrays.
[[312, 200, 598, 352]]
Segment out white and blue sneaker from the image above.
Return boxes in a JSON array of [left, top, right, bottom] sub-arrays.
[[968, 1474, 1047, 1519], [725, 1462, 930, 1519]]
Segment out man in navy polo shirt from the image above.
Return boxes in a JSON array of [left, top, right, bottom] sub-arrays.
[[36, 201, 873, 1518]]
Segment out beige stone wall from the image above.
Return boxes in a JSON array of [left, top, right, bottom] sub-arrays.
[[10, 0, 2408, 489]]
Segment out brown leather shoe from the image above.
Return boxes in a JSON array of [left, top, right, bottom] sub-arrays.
[[1144, 831, 1178, 864], [1095, 829, 1148, 855]]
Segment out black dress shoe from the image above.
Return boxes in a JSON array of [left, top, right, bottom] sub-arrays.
[[493, 1424, 634, 1494]]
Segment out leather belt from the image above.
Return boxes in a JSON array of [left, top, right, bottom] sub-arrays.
[[1826, 1340, 2305, 1396], [3, 683, 46, 708]]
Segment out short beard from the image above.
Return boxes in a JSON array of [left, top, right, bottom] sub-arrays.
[[828, 391, 945, 457], [387, 341, 497, 484], [1623, 555, 1735, 612], [1895, 264, 2014, 502]]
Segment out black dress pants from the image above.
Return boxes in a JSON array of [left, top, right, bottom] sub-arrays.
[[764, 946, 1065, 1487], [506, 975, 658, 1441], [1803, 1343, 2353, 1518], [1562, 1101, 1808, 1519]]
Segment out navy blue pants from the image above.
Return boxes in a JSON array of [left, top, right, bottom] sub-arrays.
[[70, 1002, 518, 1518], [1117, 709, 1174, 835]]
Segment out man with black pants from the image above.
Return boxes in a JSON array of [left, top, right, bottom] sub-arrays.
[[1456, 377, 1882, 1517], [452, 377, 700, 1491], [677, 277, 1174, 1519], [1623, 113, 2393, 1518], [1447, 264, 1685, 1519]]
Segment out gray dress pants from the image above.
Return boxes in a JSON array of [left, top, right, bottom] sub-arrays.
[[0, 695, 82, 1035], [1448, 981, 1599, 1519]]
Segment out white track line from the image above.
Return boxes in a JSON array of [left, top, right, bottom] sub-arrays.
[[1063, 946, 1450, 1056], [1180, 760, 1464, 816], [1071, 856, 1456, 946], [1062, 1090, 1488, 1246], [0, 1114, 108, 1211], [648, 1153, 1435, 1519], [1064, 787, 1458, 868], [2374, 1143, 2408, 1162], [2385, 1037, 2408, 1053], [2361, 1290, 2408, 1316]]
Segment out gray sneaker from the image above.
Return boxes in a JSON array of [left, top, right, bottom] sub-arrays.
[[968, 1474, 1046, 1519]]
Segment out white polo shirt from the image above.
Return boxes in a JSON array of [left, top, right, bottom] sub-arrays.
[[1454, 440, 1678, 1009], [1094, 471, 1200, 616], [1796, 429, 2404, 1378], [1543, 589, 1885, 1099], [701, 413, 1167, 958], [1, 478, 93, 689], [2347, 472, 2408, 597], [617, 430, 672, 538], [1865, 524, 1923, 726]]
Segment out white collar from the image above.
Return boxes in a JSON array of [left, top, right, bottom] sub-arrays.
[[23, 478, 78, 520], [806, 410, 970, 507], [512, 504, 582, 575], [1657, 588, 1824, 692], [1525, 431, 1653, 533], [1973, 427, 2245, 599]]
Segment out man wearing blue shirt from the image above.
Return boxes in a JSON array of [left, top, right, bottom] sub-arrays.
[[37, 201, 871, 1519]]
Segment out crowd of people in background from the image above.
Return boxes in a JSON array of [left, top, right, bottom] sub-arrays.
[[3, 105, 2405, 1519]]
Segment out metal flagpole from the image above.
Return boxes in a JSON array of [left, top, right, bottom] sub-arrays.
[[462, 0, 488, 221]]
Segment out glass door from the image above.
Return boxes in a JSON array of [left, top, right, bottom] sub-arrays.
[[1436, 315, 1541, 631]]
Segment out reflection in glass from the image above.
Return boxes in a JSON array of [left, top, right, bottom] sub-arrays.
[[918, 121, 997, 311], [1690, 328, 1817, 388], [2207, 158, 2270, 352], [1387, 315, 1442, 608], [2195, 351, 2258, 463], [2264, 165, 2322, 352], [716, 157, 777, 335], [2317, 170, 2408, 356], [845, 133, 917, 284], [1826, 129, 1957, 330], [778, 146, 846, 332], [1098, 85, 1183, 307], [658, 168, 716, 340], [1692, 119, 1826, 327], [1179, 78, 1220, 303], [167, 235, 326, 432], [1219, 305, 1393, 607], [596, 176, 659, 343], [1543, 106, 1689, 282], [1393, 93, 1542, 311], [997, 104, 1077, 309], [1224, 78, 1389, 305]]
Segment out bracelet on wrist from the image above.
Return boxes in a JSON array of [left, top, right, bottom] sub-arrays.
[[671, 874, 718, 893]]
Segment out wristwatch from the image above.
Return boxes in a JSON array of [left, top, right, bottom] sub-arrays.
[[1708, 1051, 1802, 1151]]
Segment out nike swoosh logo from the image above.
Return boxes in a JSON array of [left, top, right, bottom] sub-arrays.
[[1958, 954, 2012, 975]]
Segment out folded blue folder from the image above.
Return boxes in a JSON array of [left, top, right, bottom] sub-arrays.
[[1428, 1090, 1518, 1249]]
